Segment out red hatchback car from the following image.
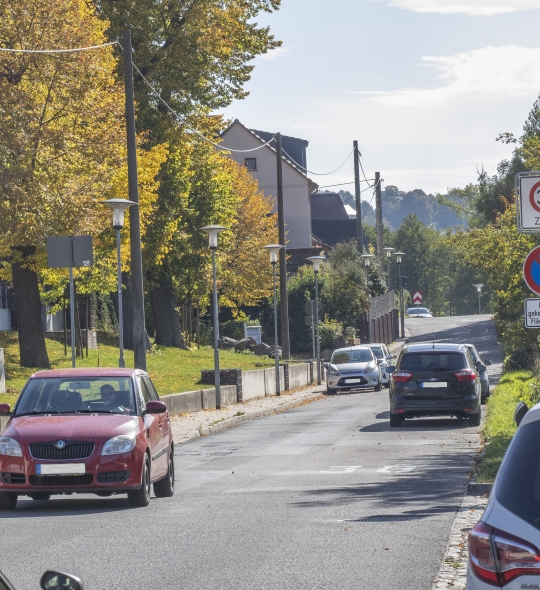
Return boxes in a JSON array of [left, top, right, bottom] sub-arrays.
[[0, 368, 174, 510]]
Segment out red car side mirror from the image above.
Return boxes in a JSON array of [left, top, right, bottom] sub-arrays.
[[0, 403, 10, 415], [145, 400, 167, 414]]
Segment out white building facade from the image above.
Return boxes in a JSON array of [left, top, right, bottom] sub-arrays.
[[220, 120, 317, 249]]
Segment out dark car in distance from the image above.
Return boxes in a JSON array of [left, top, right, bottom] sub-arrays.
[[388, 343, 483, 427], [0, 368, 174, 510]]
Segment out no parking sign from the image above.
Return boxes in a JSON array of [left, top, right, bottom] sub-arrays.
[[523, 246, 540, 295]]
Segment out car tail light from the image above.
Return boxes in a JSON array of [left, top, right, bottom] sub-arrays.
[[469, 521, 540, 586], [455, 369, 476, 382], [392, 371, 413, 383]]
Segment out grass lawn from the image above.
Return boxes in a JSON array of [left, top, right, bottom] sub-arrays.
[[0, 331, 280, 408], [476, 370, 538, 482]]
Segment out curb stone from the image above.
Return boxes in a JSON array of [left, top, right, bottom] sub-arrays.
[[466, 481, 492, 496], [431, 495, 489, 590], [175, 391, 325, 445]]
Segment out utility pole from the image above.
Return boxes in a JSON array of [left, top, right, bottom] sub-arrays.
[[275, 133, 290, 359], [353, 141, 363, 254], [123, 29, 147, 370], [375, 172, 383, 263]]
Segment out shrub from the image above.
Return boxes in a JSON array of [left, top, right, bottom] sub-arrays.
[[319, 317, 343, 350]]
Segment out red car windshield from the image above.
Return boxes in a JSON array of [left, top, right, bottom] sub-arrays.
[[14, 377, 136, 416]]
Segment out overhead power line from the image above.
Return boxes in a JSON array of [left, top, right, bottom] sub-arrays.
[[0, 41, 118, 53], [281, 148, 354, 176]]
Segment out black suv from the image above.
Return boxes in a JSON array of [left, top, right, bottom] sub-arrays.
[[388, 343, 483, 427]]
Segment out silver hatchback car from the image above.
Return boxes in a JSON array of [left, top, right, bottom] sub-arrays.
[[325, 346, 381, 394], [467, 402, 540, 588]]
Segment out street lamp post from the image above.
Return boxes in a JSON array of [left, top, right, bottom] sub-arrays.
[[200, 226, 226, 409], [383, 247, 394, 288], [102, 198, 136, 368], [473, 284, 484, 315], [394, 252, 406, 338], [307, 255, 326, 385], [361, 254, 374, 344], [264, 245, 283, 396]]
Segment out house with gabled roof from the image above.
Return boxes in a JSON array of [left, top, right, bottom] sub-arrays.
[[220, 120, 317, 249]]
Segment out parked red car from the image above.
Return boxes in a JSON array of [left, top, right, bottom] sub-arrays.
[[0, 368, 174, 510]]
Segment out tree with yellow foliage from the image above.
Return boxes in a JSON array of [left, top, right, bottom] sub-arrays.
[[0, 0, 125, 366]]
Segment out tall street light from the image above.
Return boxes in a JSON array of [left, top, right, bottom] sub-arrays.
[[264, 244, 283, 396], [383, 247, 394, 288], [200, 225, 226, 409], [103, 198, 136, 368], [473, 284, 484, 315], [361, 254, 374, 344], [307, 255, 326, 385], [394, 252, 406, 338]]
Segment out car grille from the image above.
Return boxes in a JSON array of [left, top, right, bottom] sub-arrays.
[[30, 475, 93, 487], [0, 472, 26, 484], [337, 376, 367, 386], [97, 471, 129, 483], [29, 442, 94, 461]]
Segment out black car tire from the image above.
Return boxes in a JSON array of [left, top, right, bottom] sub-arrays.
[[374, 379, 382, 392], [128, 454, 151, 508], [29, 493, 51, 501], [390, 413, 403, 427], [0, 492, 17, 510], [326, 386, 336, 395], [154, 449, 175, 498], [468, 407, 481, 427]]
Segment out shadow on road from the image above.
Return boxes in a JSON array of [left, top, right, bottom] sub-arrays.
[[291, 451, 473, 516], [0, 495, 138, 518]]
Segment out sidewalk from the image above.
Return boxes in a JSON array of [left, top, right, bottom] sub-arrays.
[[170, 335, 410, 445]]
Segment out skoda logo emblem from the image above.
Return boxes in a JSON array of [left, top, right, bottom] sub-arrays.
[[55, 440, 66, 450]]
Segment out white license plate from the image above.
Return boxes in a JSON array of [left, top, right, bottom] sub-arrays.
[[36, 464, 86, 475], [345, 378, 362, 384], [421, 382, 447, 388]]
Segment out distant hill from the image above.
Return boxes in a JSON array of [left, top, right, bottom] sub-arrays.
[[338, 186, 465, 230]]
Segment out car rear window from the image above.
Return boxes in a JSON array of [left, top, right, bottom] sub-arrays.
[[399, 353, 468, 371], [14, 377, 136, 416], [495, 420, 540, 527]]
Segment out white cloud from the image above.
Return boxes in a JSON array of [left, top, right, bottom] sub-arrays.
[[378, 0, 540, 15], [361, 46, 540, 107], [259, 46, 288, 60]]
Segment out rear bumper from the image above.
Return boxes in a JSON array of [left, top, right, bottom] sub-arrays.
[[391, 395, 479, 417]]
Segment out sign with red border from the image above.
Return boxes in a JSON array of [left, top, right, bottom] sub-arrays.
[[516, 173, 540, 232], [523, 246, 540, 295]]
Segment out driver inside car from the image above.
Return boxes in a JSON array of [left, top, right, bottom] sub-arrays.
[[100, 384, 125, 412]]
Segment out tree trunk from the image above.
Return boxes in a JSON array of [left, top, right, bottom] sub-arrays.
[[111, 272, 150, 351], [150, 278, 187, 349], [11, 246, 50, 368]]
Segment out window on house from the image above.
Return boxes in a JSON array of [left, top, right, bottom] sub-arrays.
[[244, 158, 257, 171]]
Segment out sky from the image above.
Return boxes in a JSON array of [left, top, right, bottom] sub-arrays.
[[218, 0, 540, 195]]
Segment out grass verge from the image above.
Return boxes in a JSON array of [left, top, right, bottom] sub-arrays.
[[0, 331, 284, 408], [476, 370, 538, 482]]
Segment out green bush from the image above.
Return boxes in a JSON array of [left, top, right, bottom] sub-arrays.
[[220, 312, 260, 341], [319, 318, 343, 350]]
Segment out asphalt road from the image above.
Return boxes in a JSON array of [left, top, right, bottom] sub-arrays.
[[1, 315, 502, 590]]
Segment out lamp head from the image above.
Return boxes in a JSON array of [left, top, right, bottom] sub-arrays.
[[473, 283, 484, 293], [263, 244, 283, 264], [394, 251, 406, 264], [307, 255, 326, 273], [200, 225, 226, 249], [383, 247, 395, 258], [361, 253, 374, 268], [102, 198, 137, 230]]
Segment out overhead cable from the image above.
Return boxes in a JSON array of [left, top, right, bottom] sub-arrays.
[[0, 41, 118, 53], [131, 61, 274, 153], [281, 148, 354, 176]]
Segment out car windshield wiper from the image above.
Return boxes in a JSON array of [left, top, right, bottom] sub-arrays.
[[13, 410, 55, 417], [433, 367, 453, 372], [76, 409, 115, 414]]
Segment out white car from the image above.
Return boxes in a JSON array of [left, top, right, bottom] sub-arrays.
[[326, 346, 381, 394], [366, 343, 395, 387], [467, 401, 540, 589], [406, 307, 433, 318]]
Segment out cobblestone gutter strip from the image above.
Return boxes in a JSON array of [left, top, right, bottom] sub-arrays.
[[432, 495, 489, 590]]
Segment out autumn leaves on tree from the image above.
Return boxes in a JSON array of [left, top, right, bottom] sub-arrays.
[[0, 0, 281, 366]]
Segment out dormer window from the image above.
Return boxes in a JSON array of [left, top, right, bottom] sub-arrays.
[[244, 158, 257, 171]]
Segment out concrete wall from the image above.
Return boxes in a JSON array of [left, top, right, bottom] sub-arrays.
[[289, 363, 310, 390], [220, 123, 313, 249], [242, 369, 267, 402], [263, 366, 285, 397], [160, 385, 237, 415]]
